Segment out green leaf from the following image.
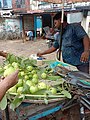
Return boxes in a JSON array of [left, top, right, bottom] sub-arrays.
[[0, 95, 7, 110], [44, 98, 48, 104], [10, 95, 25, 111], [22, 84, 30, 94], [6, 53, 20, 64], [61, 90, 72, 99], [33, 89, 47, 95], [47, 75, 62, 81]]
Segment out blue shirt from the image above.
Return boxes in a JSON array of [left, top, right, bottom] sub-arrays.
[[53, 23, 89, 66], [27, 31, 33, 37]]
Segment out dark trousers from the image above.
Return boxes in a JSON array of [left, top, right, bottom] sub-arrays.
[[76, 62, 89, 74], [63, 59, 89, 74]]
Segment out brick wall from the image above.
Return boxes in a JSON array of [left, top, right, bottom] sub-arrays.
[[12, 0, 30, 12]]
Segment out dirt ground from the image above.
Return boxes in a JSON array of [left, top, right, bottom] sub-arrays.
[[0, 38, 56, 64]]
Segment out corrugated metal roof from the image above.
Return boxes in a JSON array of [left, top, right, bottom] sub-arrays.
[[37, 0, 89, 4]]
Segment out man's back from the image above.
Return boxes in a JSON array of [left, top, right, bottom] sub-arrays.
[[27, 31, 33, 37]]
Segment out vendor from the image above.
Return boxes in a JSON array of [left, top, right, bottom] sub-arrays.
[[37, 12, 90, 74]]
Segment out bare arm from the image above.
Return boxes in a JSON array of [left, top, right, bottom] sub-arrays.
[[80, 35, 90, 62], [0, 70, 19, 101], [37, 46, 57, 57]]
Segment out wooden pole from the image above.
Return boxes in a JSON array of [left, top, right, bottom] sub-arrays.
[[58, 0, 64, 61], [22, 15, 26, 43]]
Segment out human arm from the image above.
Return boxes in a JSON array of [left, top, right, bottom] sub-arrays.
[[0, 51, 8, 58], [37, 46, 57, 57], [80, 35, 90, 62], [0, 70, 19, 101], [74, 24, 90, 63]]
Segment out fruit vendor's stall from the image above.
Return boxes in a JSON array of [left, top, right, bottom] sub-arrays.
[[0, 54, 90, 120]]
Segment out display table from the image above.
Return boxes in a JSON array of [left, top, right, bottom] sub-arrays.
[[1, 100, 80, 120], [0, 57, 89, 120]]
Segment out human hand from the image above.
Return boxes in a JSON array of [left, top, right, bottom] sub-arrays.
[[0, 51, 8, 58], [4, 70, 19, 89], [80, 51, 89, 63], [37, 52, 42, 57]]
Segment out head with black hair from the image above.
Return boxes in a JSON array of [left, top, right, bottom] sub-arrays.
[[53, 12, 67, 29], [53, 12, 67, 21]]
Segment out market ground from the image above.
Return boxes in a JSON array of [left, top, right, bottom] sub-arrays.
[[0, 38, 56, 64]]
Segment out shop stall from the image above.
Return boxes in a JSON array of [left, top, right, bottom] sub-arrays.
[[0, 54, 90, 120]]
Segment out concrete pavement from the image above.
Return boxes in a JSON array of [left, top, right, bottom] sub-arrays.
[[0, 39, 56, 64]]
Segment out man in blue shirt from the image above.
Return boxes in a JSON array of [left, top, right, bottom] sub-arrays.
[[37, 12, 90, 73], [27, 31, 33, 40]]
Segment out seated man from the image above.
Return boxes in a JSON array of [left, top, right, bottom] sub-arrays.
[[27, 31, 34, 41]]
